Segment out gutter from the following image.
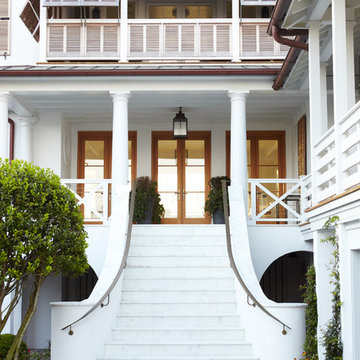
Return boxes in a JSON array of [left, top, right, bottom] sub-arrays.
[[268, 0, 308, 90], [0, 68, 280, 77]]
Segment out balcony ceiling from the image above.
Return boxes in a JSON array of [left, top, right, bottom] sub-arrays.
[[12, 90, 307, 125]]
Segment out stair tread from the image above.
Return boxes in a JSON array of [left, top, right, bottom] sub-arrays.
[[113, 327, 244, 331], [105, 341, 251, 345]]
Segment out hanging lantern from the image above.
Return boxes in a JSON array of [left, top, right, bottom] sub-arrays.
[[173, 107, 188, 139]]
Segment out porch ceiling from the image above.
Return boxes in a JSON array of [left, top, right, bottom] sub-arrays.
[[12, 90, 308, 125]]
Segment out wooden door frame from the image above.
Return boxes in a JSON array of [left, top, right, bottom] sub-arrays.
[[225, 130, 286, 178], [152, 131, 211, 224], [77, 131, 137, 181]]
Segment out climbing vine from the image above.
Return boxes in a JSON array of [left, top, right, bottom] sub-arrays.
[[321, 215, 343, 360], [299, 265, 318, 360]]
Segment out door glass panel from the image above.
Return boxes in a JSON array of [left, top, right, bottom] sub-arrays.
[[149, 5, 177, 19], [84, 140, 104, 220], [128, 140, 132, 189], [158, 140, 178, 218], [257, 140, 280, 219], [185, 5, 213, 18], [185, 140, 205, 219]]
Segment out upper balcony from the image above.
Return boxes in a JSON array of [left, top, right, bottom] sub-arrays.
[[43, 1, 288, 62]]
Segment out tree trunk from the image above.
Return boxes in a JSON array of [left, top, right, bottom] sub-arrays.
[[6, 277, 44, 360], [0, 285, 21, 334]]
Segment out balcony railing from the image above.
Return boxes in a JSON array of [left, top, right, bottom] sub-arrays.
[[248, 178, 306, 224], [46, 18, 288, 60]]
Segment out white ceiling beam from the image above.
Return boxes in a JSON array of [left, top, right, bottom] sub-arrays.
[[290, 0, 312, 16], [8, 94, 34, 117], [309, 0, 331, 20]]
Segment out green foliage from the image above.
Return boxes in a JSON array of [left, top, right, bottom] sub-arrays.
[[204, 176, 230, 215], [0, 159, 89, 359], [0, 335, 27, 360], [299, 265, 318, 360], [131, 177, 165, 224], [321, 216, 343, 360], [26, 342, 50, 360]]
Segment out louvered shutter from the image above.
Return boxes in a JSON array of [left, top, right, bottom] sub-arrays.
[[241, 24, 256, 56], [48, 25, 64, 55], [20, 0, 40, 42], [181, 25, 194, 56], [165, 25, 179, 55], [103, 25, 118, 55], [258, 24, 273, 56], [129, 25, 143, 54], [66, 25, 81, 54], [43, 0, 119, 6], [145, 25, 160, 56], [0, 0, 9, 54], [86, 25, 101, 55], [216, 24, 230, 55], [200, 24, 214, 56]]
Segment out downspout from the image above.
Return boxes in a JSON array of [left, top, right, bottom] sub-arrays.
[[8, 118, 14, 161], [272, 26, 308, 51]]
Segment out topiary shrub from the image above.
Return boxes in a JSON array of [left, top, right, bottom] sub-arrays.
[[0, 334, 27, 360], [204, 176, 231, 215]]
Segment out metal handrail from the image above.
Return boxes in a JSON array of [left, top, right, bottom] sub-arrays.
[[62, 179, 137, 335], [221, 179, 291, 335]]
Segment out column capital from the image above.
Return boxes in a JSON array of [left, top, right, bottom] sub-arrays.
[[228, 91, 249, 102], [0, 93, 9, 103], [18, 116, 38, 126], [110, 92, 131, 103]]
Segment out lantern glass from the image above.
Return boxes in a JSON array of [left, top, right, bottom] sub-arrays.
[[173, 108, 188, 139]]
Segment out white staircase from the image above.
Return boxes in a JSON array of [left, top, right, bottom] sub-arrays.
[[98, 225, 259, 360]]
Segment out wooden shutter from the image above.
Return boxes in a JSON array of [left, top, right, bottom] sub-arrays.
[[0, 0, 9, 54], [103, 25, 118, 54], [129, 25, 143, 54], [297, 115, 307, 176], [216, 24, 230, 54], [181, 25, 195, 55], [146, 25, 160, 55], [258, 24, 273, 56], [20, 0, 40, 42], [200, 24, 214, 55], [86, 25, 101, 54]]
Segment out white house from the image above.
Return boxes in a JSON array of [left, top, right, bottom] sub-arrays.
[[0, 0, 359, 359]]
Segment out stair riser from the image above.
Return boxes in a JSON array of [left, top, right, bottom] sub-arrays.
[[118, 303, 237, 315], [132, 225, 226, 237], [123, 278, 234, 290], [126, 257, 229, 267], [104, 344, 252, 356], [124, 267, 232, 278], [116, 316, 241, 328], [121, 290, 236, 302], [131, 237, 226, 246], [111, 329, 246, 342], [129, 246, 226, 257]]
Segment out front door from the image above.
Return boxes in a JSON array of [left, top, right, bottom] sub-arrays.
[[152, 131, 211, 224]]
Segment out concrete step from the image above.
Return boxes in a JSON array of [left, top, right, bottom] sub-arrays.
[[126, 256, 229, 268], [104, 342, 252, 356], [118, 302, 237, 316], [131, 225, 226, 237], [98, 355, 259, 360], [131, 236, 226, 246], [121, 289, 236, 302], [122, 277, 235, 290], [111, 328, 246, 342], [116, 315, 241, 328], [124, 267, 232, 278], [128, 245, 226, 257]]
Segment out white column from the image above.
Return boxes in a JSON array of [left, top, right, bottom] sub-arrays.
[[229, 91, 248, 207], [320, 64, 329, 129], [19, 117, 37, 162], [332, 0, 347, 193], [308, 21, 327, 204], [0, 93, 9, 159], [39, 3, 47, 62], [111, 92, 130, 189], [231, 0, 240, 62], [120, 0, 129, 62], [346, 18, 356, 110]]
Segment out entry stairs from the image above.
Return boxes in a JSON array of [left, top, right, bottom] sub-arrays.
[[98, 225, 259, 360]]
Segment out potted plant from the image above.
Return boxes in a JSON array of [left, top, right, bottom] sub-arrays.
[[131, 176, 165, 224], [204, 176, 230, 224]]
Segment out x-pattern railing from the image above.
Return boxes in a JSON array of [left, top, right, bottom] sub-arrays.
[[61, 179, 112, 224], [249, 179, 303, 224]]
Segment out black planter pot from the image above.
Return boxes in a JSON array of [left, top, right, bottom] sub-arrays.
[[212, 209, 225, 224], [138, 198, 154, 224]]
